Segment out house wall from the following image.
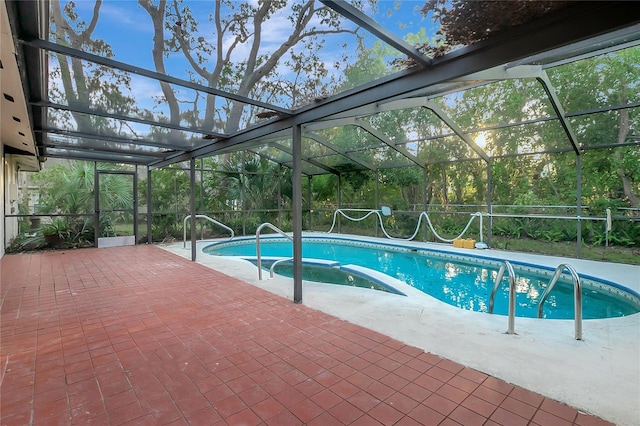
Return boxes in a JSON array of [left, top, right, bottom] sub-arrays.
[[1, 146, 21, 257], [1, 142, 4, 257]]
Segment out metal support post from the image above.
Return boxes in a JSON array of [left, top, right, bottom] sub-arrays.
[[576, 155, 582, 258], [241, 151, 246, 236], [278, 165, 282, 226], [200, 158, 204, 239], [93, 162, 99, 247], [487, 160, 493, 247], [422, 168, 427, 241], [337, 174, 342, 233], [146, 166, 152, 243], [190, 157, 197, 261], [292, 124, 303, 304], [375, 170, 379, 237], [307, 176, 312, 230], [200, 158, 204, 211], [133, 167, 138, 243]]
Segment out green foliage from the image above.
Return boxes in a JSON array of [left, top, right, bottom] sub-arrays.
[[8, 216, 95, 252], [9, 161, 135, 252], [33, 162, 133, 215]]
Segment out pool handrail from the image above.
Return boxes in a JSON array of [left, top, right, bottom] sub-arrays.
[[183, 214, 234, 248], [327, 208, 483, 243], [256, 223, 293, 280], [270, 257, 293, 279], [537, 264, 583, 340], [488, 261, 517, 334]]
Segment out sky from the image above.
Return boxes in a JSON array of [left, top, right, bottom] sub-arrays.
[[68, 0, 436, 81], [51, 0, 439, 133]]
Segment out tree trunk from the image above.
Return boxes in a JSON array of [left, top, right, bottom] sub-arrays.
[[615, 100, 639, 208]]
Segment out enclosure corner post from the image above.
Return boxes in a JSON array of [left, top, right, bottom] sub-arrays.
[[93, 161, 99, 247], [190, 157, 197, 261], [292, 124, 303, 304], [146, 166, 152, 244], [133, 166, 139, 243]]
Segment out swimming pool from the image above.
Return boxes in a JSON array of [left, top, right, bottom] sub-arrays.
[[203, 236, 640, 319]]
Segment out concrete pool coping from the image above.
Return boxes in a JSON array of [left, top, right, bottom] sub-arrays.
[[160, 233, 640, 426]]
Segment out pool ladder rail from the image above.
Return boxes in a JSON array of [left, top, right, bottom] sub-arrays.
[[488, 261, 583, 340], [489, 261, 517, 335], [270, 258, 293, 279], [183, 215, 235, 248], [256, 223, 293, 281], [537, 264, 583, 340]]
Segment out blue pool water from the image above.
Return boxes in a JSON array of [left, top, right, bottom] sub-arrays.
[[204, 237, 640, 319]]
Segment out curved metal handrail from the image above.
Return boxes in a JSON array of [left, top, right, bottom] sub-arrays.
[[488, 261, 516, 334], [270, 257, 293, 279], [328, 208, 483, 243], [256, 223, 293, 280], [537, 264, 583, 340], [183, 215, 234, 248]]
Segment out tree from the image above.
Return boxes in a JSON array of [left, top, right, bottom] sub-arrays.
[[548, 47, 640, 209], [50, 0, 141, 136], [402, 0, 570, 60], [138, 0, 359, 134], [34, 162, 132, 215], [219, 154, 286, 211]]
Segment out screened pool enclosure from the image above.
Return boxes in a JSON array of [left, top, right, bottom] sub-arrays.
[[2, 2, 639, 295]]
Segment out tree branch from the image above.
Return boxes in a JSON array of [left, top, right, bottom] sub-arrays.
[[79, 0, 102, 45], [171, 0, 210, 80], [138, 0, 181, 128]]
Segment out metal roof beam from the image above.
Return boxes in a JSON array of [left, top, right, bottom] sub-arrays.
[[32, 101, 225, 139], [354, 121, 424, 169], [508, 23, 640, 69], [397, 99, 640, 145], [36, 128, 197, 152], [20, 38, 292, 116], [537, 71, 581, 155], [245, 148, 326, 177], [319, 0, 432, 68], [303, 116, 359, 132], [422, 101, 491, 163], [304, 132, 377, 172], [270, 142, 340, 175], [452, 65, 543, 81], [566, 100, 640, 117], [45, 150, 152, 165], [245, 148, 294, 171], [44, 142, 171, 159], [313, 80, 497, 122]]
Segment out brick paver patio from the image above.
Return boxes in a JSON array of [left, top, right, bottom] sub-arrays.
[[1, 245, 612, 425]]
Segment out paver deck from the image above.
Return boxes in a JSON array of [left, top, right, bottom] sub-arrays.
[[1, 245, 613, 425]]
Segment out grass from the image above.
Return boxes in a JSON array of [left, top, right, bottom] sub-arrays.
[[490, 236, 640, 265], [112, 223, 134, 236], [313, 222, 640, 265]]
